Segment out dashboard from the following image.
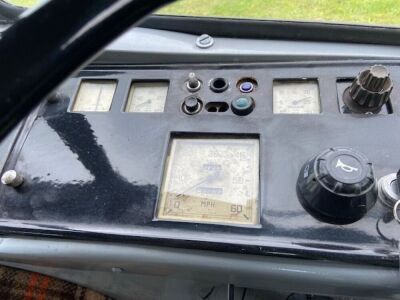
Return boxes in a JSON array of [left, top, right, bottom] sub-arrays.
[[0, 60, 400, 269], [1, 16, 400, 298]]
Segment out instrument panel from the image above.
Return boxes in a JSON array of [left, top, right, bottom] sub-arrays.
[[1, 61, 400, 268]]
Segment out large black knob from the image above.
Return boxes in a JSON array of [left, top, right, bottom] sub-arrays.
[[297, 147, 377, 224], [343, 65, 393, 113]]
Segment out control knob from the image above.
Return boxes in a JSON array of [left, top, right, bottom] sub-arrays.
[[343, 65, 393, 113], [297, 147, 377, 224], [182, 96, 202, 115]]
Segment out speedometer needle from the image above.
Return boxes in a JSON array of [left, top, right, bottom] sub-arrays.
[[137, 100, 152, 107], [176, 172, 220, 198], [292, 97, 311, 105]]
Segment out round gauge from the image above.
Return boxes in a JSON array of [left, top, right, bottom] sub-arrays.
[[273, 80, 321, 114], [157, 138, 260, 226], [125, 82, 169, 113]]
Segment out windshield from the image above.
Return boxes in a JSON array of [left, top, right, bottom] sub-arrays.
[[7, 0, 400, 26]]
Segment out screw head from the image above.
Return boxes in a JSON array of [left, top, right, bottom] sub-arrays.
[[1, 170, 24, 187], [196, 34, 214, 49]]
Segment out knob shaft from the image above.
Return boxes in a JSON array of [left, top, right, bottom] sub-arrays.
[[343, 65, 393, 113], [297, 147, 377, 224]]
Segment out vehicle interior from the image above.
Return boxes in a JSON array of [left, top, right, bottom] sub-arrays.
[[0, 0, 399, 299]]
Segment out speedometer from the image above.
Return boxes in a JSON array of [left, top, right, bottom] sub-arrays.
[[157, 137, 260, 226]]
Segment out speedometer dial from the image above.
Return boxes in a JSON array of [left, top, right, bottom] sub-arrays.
[[157, 137, 260, 226], [273, 80, 321, 114]]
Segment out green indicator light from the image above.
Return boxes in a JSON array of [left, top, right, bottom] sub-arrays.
[[231, 96, 254, 116], [236, 98, 249, 108]]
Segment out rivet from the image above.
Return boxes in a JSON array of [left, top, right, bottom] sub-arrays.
[[1, 170, 24, 188]]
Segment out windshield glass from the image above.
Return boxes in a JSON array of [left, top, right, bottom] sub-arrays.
[[7, 0, 400, 27]]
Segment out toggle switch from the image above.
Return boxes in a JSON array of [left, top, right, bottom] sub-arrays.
[[186, 73, 201, 93]]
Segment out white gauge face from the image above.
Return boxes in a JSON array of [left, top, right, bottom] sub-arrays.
[[157, 138, 260, 226], [125, 82, 169, 113], [72, 80, 116, 112], [273, 80, 321, 114]]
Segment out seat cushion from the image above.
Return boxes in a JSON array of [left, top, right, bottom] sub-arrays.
[[0, 265, 110, 300]]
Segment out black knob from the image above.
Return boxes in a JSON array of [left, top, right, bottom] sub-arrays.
[[231, 96, 255, 116], [297, 147, 377, 224], [182, 96, 202, 115], [343, 65, 393, 113]]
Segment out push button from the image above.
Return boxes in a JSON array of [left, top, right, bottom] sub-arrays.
[[297, 147, 377, 224], [330, 154, 363, 183], [231, 96, 255, 116]]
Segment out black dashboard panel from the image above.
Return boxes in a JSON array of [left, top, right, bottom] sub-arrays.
[[1, 61, 400, 267]]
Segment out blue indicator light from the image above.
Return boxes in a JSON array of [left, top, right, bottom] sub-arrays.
[[240, 82, 254, 93]]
